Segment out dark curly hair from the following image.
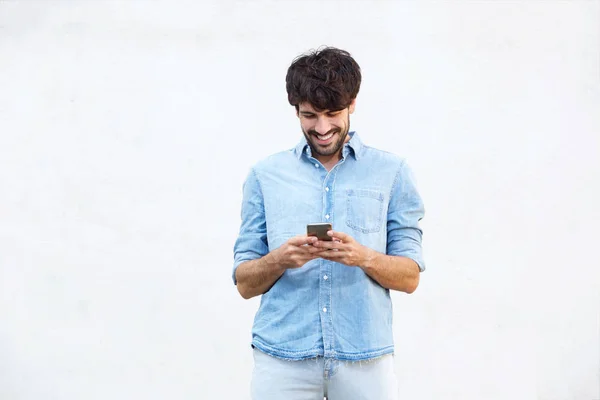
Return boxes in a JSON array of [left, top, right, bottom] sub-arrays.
[[285, 47, 361, 112]]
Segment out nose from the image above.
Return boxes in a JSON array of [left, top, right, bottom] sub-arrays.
[[314, 116, 332, 135]]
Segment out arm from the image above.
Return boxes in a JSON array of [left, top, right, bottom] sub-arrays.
[[361, 250, 420, 293], [380, 159, 425, 292], [235, 235, 320, 299], [235, 253, 285, 300]]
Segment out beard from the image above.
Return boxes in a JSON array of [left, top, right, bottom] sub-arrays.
[[302, 116, 350, 158]]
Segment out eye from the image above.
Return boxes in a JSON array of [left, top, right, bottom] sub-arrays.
[[303, 114, 316, 119], [327, 112, 341, 117]]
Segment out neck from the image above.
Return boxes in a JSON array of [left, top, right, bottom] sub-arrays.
[[315, 134, 351, 171], [316, 152, 342, 171]]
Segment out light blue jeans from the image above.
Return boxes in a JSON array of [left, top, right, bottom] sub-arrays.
[[251, 348, 399, 400]]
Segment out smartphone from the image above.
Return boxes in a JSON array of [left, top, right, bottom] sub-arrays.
[[307, 223, 332, 241]]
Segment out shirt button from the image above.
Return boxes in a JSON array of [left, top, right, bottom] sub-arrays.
[[325, 187, 330, 192], [325, 214, 330, 219], [323, 307, 327, 313], [323, 275, 328, 280], [314, 163, 319, 168]]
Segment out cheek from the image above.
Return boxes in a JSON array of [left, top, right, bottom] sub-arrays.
[[300, 121, 314, 132], [335, 118, 346, 129]]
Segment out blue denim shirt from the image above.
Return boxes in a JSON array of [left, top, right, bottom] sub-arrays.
[[233, 132, 425, 361]]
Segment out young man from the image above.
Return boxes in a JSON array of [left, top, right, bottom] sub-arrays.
[[233, 47, 425, 400]]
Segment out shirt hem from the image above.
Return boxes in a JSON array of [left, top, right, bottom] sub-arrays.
[[251, 339, 395, 361]]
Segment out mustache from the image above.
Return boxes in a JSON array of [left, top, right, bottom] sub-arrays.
[[308, 128, 341, 136]]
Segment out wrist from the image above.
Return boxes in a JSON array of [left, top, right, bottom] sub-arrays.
[[265, 249, 287, 273], [360, 247, 379, 271]]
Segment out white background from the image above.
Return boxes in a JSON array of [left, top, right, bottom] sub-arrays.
[[1, 1, 599, 399]]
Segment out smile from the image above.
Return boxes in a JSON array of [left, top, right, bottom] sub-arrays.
[[314, 132, 335, 144]]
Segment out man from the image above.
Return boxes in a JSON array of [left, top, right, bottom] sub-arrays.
[[233, 47, 425, 400]]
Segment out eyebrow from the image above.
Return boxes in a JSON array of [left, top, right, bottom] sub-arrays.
[[299, 110, 341, 115]]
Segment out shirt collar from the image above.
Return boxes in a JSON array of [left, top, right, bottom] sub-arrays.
[[294, 131, 363, 160]]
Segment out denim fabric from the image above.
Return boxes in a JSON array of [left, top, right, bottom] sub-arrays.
[[233, 132, 425, 361], [251, 348, 399, 400]]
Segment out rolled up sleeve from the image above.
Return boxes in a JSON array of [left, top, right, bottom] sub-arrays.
[[386, 160, 426, 272], [232, 168, 269, 284]]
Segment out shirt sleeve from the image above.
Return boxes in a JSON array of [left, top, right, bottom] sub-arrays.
[[386, 160, 426, 272], [232, 167, 269, 285]]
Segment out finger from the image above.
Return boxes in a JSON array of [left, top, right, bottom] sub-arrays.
[[328, 230, 352, 242], [319, 250, 346, 259], [313, 240, 344, 250], [303, 251, 327, 261], [305, 246, 329, 254], [289, 235, 318, 246]]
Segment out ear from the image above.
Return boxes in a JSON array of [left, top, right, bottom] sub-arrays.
[[348, 98, 357, 114]]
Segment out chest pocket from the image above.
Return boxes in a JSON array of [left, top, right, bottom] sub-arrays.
[[346, 189, 384, 233]]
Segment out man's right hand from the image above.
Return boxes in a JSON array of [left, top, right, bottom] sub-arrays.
[[236, 235, 323, 299], [268, 235, 322, 270]]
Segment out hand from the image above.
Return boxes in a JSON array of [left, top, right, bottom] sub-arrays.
[[308, 230, 375, 268], [269, 235, 325, 270]]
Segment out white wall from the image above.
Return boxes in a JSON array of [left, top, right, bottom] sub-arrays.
[[1, 1, 598, 399]]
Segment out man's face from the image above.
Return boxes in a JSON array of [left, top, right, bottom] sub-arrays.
[[297, 100, 356, 159]]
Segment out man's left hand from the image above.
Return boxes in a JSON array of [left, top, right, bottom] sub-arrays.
[[308, 230, 374, 268]]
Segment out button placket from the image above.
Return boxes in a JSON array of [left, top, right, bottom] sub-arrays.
[[320, 167, 339, 357]]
